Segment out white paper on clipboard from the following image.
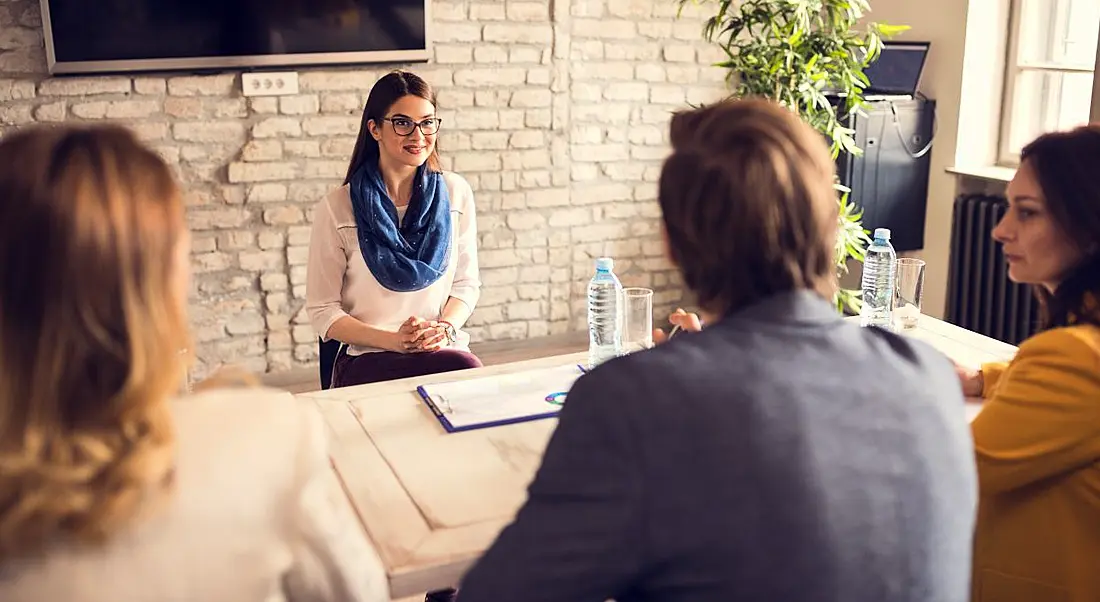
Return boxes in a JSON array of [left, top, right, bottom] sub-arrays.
[[417, 363, 585, 432]]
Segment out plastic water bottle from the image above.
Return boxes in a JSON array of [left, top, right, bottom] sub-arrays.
[[587, 257, 623, 369], [861, 228, 897, 330]]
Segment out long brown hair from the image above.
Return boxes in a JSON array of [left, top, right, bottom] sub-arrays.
[[658, 98, 839, 317], [1019, 125, 1100, 329], [344, 70, 441, 184], [0, 124, 188, 559]]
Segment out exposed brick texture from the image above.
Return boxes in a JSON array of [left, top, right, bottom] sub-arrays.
[[0, 0, 727, 379]]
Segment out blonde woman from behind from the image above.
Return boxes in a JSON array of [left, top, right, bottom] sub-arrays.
[[0, 125, 387, 602]]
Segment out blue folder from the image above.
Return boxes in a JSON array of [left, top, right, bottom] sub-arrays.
[[416, 364, 587, 433]]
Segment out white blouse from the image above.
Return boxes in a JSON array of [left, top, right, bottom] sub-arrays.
[[305, 172, 481, 356]]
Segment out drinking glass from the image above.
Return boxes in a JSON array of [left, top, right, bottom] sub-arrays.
[[894, 258, 926, 331], [621, 288, 654, 354]]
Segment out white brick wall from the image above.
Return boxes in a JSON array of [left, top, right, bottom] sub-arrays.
[[0, 0, 725, 379]]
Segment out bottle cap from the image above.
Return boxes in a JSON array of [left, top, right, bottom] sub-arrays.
[[873, 228, 891, 241], [595, 257, 614, 272]]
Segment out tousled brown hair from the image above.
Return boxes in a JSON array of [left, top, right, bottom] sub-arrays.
[[659, 98, 839, 317], [1018, 125, 1100, 330], [0, 124, 188, 560], [344, 70, 441, 183]]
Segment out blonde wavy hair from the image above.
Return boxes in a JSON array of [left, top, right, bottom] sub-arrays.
[[0, 124, 190, 560]]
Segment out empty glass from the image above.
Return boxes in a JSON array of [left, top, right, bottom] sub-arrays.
[[894, 258, 926, 331], [621, 288, 654, 354]]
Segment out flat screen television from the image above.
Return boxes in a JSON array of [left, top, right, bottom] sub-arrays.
[[40, 0, 431, 75]]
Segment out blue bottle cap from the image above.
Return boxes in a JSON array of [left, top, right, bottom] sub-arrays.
[[595, 257, 614, 272], [873, 228, 891, 241]]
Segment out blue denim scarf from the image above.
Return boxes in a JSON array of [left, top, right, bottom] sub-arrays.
[[349, 162, 451, 292]]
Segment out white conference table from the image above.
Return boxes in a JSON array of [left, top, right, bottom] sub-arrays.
[[297, 315, 1018, 600]]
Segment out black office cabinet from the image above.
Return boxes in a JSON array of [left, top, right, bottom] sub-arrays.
[[836, 97, 935, 253]]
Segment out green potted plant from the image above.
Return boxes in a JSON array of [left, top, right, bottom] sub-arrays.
[[677, 0, 908, 313]]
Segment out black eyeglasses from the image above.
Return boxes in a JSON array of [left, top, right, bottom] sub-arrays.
[[382, 116, 442, 136]]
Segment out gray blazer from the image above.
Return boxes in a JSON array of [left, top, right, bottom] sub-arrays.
[[459, 291, 977, 602]]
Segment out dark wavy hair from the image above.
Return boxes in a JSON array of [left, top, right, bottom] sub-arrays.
[[1019, 124, 1100, 330], [344, 70, 441, 184]]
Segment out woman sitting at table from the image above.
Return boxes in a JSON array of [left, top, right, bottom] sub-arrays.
[[0, 124, 386, 602], [956, 125, 1100, 602], [306, 70, 482, 388]]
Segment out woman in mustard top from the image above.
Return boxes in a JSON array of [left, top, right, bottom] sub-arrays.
[[957, 125, 1100, 602]]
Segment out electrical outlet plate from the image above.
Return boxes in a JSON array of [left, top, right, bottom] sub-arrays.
[[241, 72, 300, 97]]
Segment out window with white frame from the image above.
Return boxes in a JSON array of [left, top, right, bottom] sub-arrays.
[[1000, 0, 1100, 164]]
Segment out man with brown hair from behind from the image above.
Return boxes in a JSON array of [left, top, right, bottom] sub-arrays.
[[458, 98, 976, 602]]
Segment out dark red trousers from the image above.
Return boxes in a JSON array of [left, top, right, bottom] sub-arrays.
[[332, 348, 483, 388]]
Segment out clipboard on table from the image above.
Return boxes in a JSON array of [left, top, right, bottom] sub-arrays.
[[416, 363, 587, 433]]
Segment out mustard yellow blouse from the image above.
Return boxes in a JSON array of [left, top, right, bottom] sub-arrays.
[[971, 325, 1100, 602]]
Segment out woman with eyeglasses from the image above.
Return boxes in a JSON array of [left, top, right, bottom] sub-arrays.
[[307, 70, 482, 388]]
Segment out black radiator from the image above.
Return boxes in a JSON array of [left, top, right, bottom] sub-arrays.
[[945, 194, 1038, 345]]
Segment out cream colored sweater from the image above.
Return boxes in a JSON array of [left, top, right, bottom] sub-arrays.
[[0, 388, 389, 602]]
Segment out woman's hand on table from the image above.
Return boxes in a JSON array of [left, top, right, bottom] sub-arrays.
[[653, 308, 703, 345], [954, 360, 984, 397]]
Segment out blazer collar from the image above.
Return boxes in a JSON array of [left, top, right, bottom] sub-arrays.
[[724, 290, 842, 326]]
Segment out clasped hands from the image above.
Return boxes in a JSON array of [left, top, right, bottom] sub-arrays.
[[392, 316, 450, 353]]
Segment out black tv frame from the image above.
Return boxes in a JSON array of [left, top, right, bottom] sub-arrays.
[[39, 0, 433, 75]]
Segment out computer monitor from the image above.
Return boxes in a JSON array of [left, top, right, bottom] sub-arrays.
[[863, 41, 931, 98]]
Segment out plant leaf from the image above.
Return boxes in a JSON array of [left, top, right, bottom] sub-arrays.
[[675, 0, 901, 315], [875, 23, 911, 37]]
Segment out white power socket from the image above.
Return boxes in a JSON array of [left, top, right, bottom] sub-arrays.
[[241, 72, 300, 97]]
